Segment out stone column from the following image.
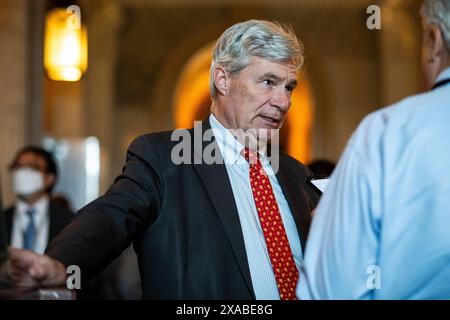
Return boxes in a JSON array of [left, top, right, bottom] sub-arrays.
[[0, 0, 31, 206], [83, 0, 122, 194]]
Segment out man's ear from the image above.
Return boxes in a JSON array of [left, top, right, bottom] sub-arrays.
[[213, 66, 230, 96], [426, 25, 445, 62], [44, 173, 55, 191]]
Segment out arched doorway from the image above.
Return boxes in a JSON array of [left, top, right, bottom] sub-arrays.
[[173, 44, 314, 164]]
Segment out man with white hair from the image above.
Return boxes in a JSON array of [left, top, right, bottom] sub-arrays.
[[1, 20, 318, 299], [298, 0, 450, 299]]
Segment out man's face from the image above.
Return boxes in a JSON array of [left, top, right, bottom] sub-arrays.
[[222, 57, 298, 132], [12, 152, 54, 195]]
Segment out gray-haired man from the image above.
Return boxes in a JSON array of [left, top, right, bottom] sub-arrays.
[[3, 20, 318, 300]]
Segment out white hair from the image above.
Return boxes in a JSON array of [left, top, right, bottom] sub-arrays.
[[210, 20, 304, 99], [420, 0, 450, 52]]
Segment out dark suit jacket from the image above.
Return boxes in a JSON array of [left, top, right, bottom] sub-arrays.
[[3, 200, 74, 248], [46, 119, 319, 299]]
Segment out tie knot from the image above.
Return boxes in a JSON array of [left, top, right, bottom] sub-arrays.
[[26, 208, 35, 218], [242, 148, 259, 164]]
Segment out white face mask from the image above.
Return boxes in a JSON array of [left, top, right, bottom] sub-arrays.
[[12, 168, 45, 197]]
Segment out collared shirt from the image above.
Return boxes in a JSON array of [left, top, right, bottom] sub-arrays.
[[209, 114, 303, 300], [435, 66, 450, 86], [298, 67, 450, 299], [11, 195, 50, 254]]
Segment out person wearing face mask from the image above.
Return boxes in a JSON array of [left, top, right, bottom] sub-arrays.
[[3, 146, 74, 255]]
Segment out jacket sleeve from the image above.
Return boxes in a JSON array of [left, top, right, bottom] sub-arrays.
[[46, 135, 163, 281]]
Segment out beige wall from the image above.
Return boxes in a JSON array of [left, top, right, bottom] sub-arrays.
[[0, 0, 29, 206]]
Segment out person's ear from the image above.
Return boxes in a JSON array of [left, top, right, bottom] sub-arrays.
[[44, 173, 55, 192], [426, 25, 445, 63], [213, 66, 230, 96]]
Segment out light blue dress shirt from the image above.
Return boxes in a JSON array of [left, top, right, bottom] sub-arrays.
[[298, 67, 450, 299], [209, 114, 303, 300]]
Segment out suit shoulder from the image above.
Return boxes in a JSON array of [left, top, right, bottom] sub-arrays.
[[125, 130, 177, 163], [50, 202, 75, 215], [130, 130, 175, 148], [49, 202, 75, 221], [127, 128, 197, 164], [2, 206, 15, 218]]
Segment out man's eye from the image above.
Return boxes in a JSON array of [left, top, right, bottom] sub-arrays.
[[286, 86, 294, 93], [263, 79, 274, 86]]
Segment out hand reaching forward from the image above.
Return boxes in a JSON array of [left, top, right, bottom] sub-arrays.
[[0, 248, 67, 289]]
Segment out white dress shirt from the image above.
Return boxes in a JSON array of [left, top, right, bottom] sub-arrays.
[[11, 195, 50, 254], [209, 114, 303, 300]]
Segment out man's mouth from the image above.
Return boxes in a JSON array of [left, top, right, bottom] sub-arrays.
[[258, 115, 281, 128]]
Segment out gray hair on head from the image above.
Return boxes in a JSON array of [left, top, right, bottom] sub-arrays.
[[210, 20, 304, 99], [420, 0, 450, 52]]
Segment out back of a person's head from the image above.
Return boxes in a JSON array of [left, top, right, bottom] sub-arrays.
[[420, 0, 450, 53]]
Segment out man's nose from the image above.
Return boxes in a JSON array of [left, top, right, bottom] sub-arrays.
[[270, 87, 291, 110]]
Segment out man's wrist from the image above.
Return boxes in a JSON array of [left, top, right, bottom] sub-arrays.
[[45, 257, 68, 286]]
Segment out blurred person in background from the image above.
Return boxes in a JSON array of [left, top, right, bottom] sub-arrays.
[[2, 146, 110, 299], [3, 146, 74, 254]]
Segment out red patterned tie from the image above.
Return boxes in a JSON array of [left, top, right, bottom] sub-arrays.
[[243, 147, 299, 300]]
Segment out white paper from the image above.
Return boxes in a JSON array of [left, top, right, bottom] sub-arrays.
[[311, 178, 330, 193]]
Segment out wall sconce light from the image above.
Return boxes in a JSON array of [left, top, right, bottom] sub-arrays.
[[44, 5, 87, 82]]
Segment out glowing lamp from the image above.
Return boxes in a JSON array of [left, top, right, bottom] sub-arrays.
[[44, 7, 87, 81]]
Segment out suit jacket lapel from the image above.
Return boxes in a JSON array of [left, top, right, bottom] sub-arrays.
[[276, 159, 312, 252], [192, 118, 256, 299]]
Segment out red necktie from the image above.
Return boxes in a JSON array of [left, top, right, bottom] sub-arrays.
[[243, 147, 299, 300]]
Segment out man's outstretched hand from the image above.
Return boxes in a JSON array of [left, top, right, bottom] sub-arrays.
[[0, 248, 67, 289]]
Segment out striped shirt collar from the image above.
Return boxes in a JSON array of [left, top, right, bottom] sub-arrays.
[[16, 195, 49, 231], [209, 113, 267, 165]]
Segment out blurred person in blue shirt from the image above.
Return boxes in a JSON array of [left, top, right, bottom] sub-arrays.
[[298, 0, 450, 299]]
